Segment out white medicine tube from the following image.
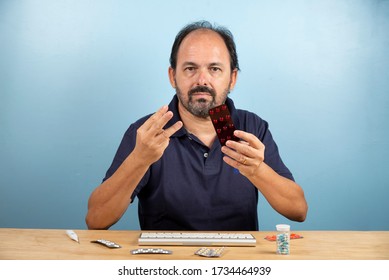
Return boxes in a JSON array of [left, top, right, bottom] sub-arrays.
[[276, 224, 290, 255]]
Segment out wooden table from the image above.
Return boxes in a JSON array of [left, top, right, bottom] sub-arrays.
[[0, 228, 388, 260]]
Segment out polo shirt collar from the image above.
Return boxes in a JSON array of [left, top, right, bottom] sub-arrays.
[[166, 95, 186, 138]]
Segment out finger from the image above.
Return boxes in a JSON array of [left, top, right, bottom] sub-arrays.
[[239, 140, 250, 146], [154, 121, 183, 146], [225, 140, 259, 159], [222, 154, 248, 169], [163, 121, 183, 138], [150, 110, 174, 134], [222, 155, 237, 168], [142, 105, 169, 131], [233, 130, 263, 149], [221, 145, 250, 165]]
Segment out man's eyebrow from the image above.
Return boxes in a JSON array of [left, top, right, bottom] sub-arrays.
[[181, 62, 225, 67], [182, 61, 198, 67], [209, 62, 225, 67]]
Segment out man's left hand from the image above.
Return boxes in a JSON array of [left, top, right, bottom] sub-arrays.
[[221, 130, 265, 178]]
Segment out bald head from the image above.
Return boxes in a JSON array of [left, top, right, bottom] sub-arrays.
[[169, 21, 239, 72]]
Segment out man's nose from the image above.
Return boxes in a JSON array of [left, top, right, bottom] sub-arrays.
[[196, 68, 210, 86]]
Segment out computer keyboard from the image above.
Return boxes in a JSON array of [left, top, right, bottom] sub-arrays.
[[138, 232, 256, 247]]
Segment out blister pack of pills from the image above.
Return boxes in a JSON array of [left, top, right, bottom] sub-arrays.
[[130, 248, 172, 255], [264, 233, 303, 241], [195, 247, 225, 258], [91, 239, 121, 248], [209, 104, 239, 146]]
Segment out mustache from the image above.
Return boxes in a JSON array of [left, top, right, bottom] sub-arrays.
[[188, 86, 216, 97]]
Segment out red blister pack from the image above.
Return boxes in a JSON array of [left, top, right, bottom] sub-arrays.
[[264, 233, 304, 241], [209, 104, 239, 146]]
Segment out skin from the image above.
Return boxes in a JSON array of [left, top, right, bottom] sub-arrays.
[[85, 29, 307, 229]]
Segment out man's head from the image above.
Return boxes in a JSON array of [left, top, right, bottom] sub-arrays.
[[168, 21, 239, 118], [169, 21, 240, 73]]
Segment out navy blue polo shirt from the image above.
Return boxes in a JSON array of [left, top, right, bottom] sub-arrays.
[[103, 95, 294, 230]]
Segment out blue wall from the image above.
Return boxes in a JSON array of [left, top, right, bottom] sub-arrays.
[[1, 0, 388, 231]]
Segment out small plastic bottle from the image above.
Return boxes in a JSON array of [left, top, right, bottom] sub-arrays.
[[276, 224, 290, 255]]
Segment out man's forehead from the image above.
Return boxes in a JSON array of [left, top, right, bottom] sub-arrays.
[[181, 28, 224, 44], [176, 29, 229, 60]]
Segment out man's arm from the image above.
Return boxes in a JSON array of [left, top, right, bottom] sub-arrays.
[[221, 130, 308, 222], [85, 106, 183, 229]]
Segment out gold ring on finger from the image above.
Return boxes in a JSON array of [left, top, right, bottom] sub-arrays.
[[241, 157, 247, 165]]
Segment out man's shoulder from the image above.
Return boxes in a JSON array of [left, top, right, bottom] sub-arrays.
[[227, 98, 266, 124], [133, 113, 153, 126], [235, 108, 262, 118], [121, 113, 153, 137], [235, 108, 268, 127], [132, 112, 154, 127]]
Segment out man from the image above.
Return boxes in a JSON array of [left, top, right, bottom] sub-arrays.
[[86, 21, 308, 230]]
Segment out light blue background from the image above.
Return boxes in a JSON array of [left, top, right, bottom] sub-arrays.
[[1, 0, 388, 231]]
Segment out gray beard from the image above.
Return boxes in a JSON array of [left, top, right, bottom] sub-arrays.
[[175, 86, 230, 119]]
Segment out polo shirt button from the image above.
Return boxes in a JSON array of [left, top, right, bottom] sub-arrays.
[[204, 153, 208, 158]]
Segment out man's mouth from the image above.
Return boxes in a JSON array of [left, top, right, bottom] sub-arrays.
[[192, 92, 211, 97], [189, 86, 215, 97]]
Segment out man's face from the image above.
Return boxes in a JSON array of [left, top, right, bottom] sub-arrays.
[[169, 29, 237, 118]]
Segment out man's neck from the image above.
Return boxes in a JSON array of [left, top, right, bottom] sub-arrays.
[[178, 102, 217, 148]]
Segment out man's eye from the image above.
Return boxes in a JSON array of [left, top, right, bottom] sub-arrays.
[[211, 67, 221, 72], [185, 67, 195, 71]]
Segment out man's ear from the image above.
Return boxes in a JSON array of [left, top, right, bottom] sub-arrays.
[[168, 67, 176, 88], [229, 68, 238, 91]]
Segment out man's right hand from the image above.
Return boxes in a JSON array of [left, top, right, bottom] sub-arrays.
[[85, 105, 182, 230], [132, 105, 183, 165]]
